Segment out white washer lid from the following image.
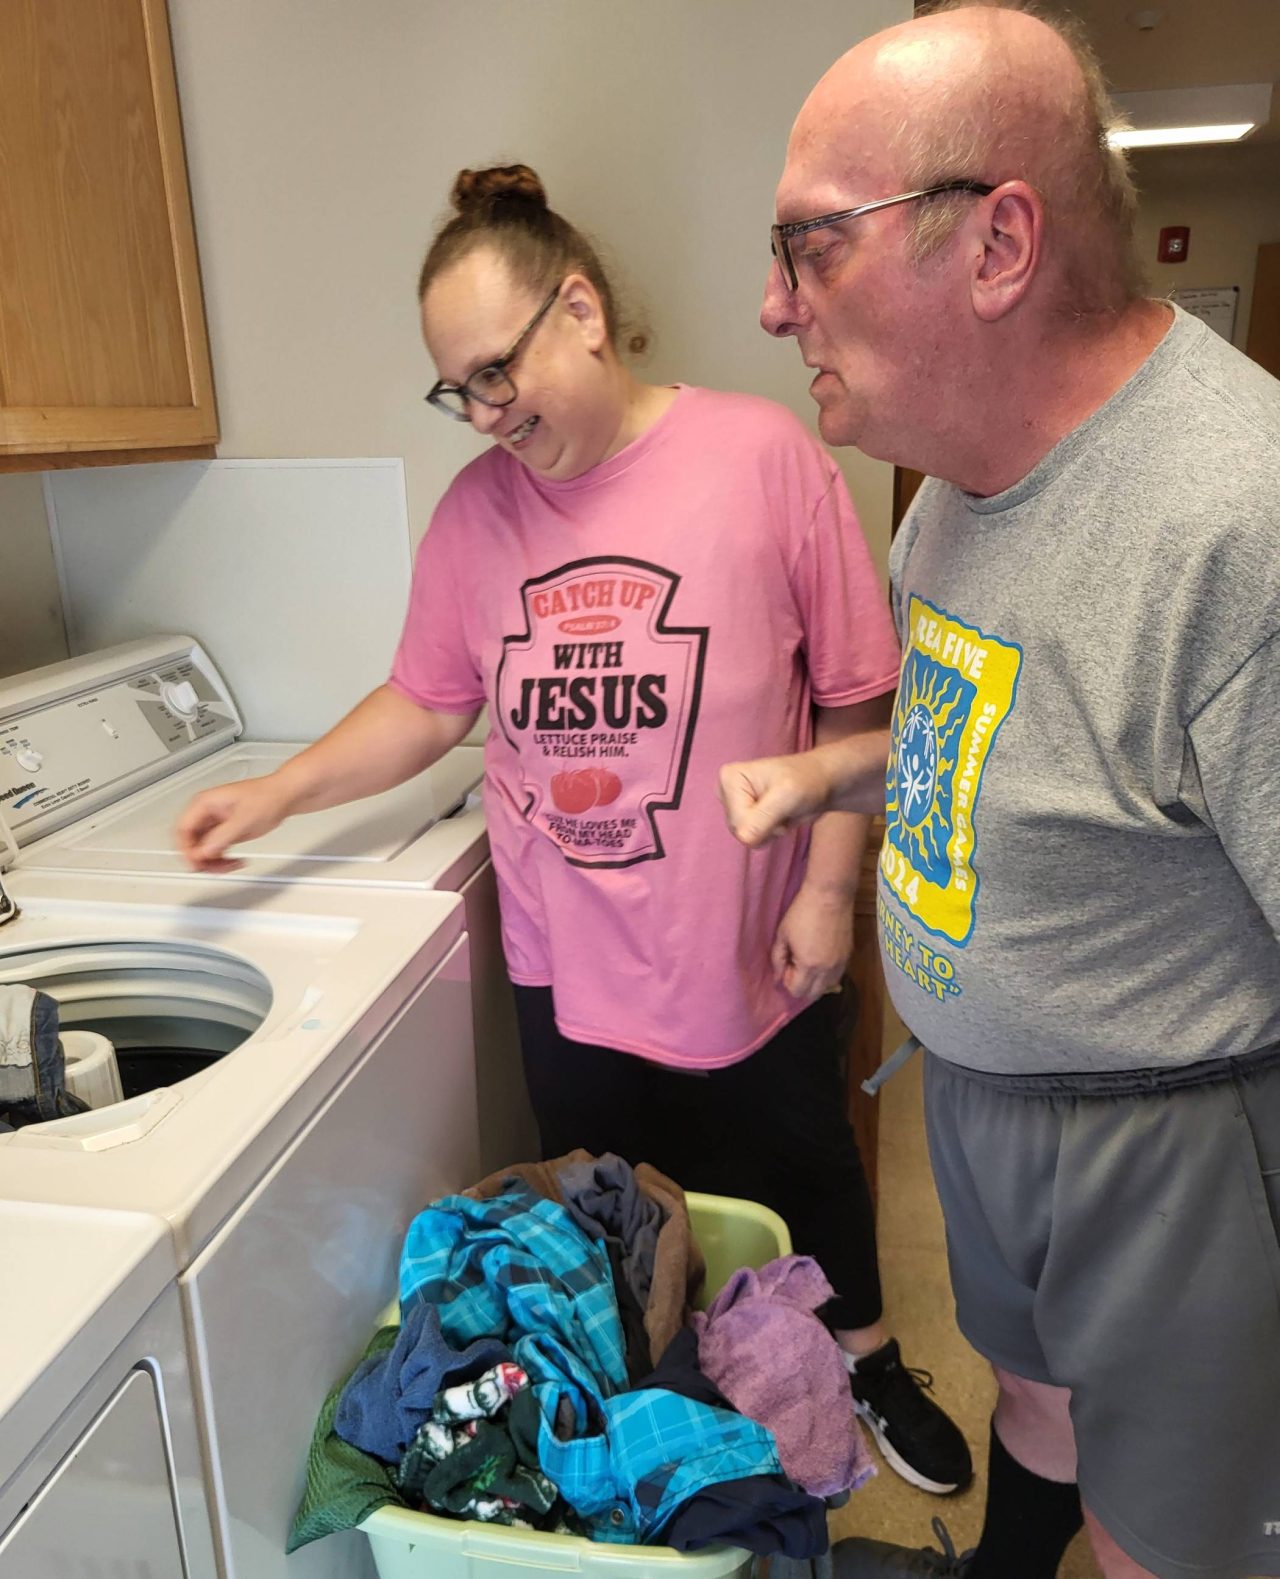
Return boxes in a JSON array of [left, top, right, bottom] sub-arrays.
[[0, 1201, 175, 1493], [20, 743, 486, 890]]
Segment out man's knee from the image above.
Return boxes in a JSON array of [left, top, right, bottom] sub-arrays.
[[991, 1365, 1078, 1483]]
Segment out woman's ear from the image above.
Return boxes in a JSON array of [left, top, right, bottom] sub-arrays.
[[560, 272, 609, 352]]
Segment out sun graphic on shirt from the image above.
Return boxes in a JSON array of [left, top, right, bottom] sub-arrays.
[[884, 660, 971, 886]]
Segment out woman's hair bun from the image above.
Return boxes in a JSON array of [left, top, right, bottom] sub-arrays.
[[451, 164, 547, 214]]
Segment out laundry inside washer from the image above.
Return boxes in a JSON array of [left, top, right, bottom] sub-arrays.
[[1, 939, 273, 1101]]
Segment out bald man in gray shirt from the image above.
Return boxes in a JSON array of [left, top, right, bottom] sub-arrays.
[[720, 4, 1280, 1577]]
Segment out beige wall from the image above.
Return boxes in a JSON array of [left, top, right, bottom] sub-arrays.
[[2, 2, 909, 683], [0, 476, 66, 678], [165, 0, 905, 580], [8, 8, 1280, 688], [1131, 142, 1280, 351]]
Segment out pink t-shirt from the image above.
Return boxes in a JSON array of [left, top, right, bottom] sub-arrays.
[[391, 385, 900, 1067]]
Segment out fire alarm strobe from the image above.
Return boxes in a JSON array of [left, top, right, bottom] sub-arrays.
[[1158, 226, 1190, 263]]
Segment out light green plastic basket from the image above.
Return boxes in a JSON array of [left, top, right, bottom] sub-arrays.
[[359, 1191, 791, 1579]]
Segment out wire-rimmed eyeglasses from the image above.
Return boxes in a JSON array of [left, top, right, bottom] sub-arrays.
[[770, 181, 995, 293], [426, 283, 562, 421]]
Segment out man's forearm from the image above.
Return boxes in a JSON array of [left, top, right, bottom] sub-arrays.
[[815, 691, 894, 818], [824, 729, 891, 815], [717, 697, 894, 849], [800, 703, 886, 900]]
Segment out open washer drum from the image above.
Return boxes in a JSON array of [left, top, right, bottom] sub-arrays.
[[8, 928, 272, 1101]]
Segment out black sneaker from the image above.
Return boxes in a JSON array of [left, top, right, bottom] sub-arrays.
[[833, 1517, 974, 1576], [848, 1339, 973, 1494]]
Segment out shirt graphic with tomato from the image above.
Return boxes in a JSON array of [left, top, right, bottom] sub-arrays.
[[496, 555, 708, 866]]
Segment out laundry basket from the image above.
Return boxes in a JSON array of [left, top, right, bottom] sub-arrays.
[[359, 1191, 792, 1579]]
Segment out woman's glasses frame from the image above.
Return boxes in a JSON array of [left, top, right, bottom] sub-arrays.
[[425, 283, 563, 421]]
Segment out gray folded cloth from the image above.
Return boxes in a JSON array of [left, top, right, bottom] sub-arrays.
[[0, 986, 88, 1127], [557, 1151, 664, 1310]]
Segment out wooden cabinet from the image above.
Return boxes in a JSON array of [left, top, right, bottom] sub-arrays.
[[0, 0, 217, 470]]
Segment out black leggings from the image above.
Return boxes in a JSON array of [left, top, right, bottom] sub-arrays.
[[513, 985, 883, 1330]]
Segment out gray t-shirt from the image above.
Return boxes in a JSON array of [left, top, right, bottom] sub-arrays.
[[881, 305, 1280, 1073]]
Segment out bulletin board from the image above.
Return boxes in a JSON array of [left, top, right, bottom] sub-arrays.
[[1170, 286, 1239, 343]]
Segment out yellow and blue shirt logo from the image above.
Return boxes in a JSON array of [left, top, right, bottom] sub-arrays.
[[881, 596, 1022, 954]]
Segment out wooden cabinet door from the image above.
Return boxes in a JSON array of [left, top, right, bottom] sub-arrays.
[[1246, 242, 1280, 381], [0, 0, 218, 465]]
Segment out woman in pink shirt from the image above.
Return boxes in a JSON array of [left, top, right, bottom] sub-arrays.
[[176, 163, 968, 1497]]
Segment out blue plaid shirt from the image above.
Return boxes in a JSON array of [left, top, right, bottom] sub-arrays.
[[536, 1383, 781, 1544], [399, 1183, 782, 1544], [400, 1184, 629, 1399]]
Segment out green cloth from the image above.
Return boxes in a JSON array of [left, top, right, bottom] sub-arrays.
[[287, 1325, 406, 1552]]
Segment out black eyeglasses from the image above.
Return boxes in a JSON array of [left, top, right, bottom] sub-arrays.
[[770, 181, 995, 292], [426, 283, 562, 421]]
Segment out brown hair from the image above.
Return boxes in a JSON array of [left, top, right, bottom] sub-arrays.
[[417, 164, 648, 355], [900, 0, 1144, 312]]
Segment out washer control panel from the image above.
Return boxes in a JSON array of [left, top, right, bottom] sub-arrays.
[[0, 637, 241, 849]]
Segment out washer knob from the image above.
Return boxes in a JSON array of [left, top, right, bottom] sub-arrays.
[[16, 748, 42, 773], [163, 681, 200, 718]]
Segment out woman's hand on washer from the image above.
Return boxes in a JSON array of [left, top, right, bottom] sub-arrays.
[[175, 775, 294, 873]]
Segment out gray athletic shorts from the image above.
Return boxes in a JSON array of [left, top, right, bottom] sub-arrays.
[[923, 1044, 1280, 1579]]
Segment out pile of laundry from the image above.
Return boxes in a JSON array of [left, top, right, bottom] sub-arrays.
[[289, 1152, 874, 1560]]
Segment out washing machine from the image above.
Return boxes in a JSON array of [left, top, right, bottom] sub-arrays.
[[0, 637, 496, 1577], [0, 634, 535, 1173]]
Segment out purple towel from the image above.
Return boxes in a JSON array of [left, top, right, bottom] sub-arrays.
[[691, 1256, 874, 1498]]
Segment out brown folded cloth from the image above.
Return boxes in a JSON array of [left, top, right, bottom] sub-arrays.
[[465, 1151, 706, 1365]]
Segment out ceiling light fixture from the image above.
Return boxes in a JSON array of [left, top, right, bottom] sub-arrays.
[[1111, 123, 1257, 148], [1108, 83, 1273, 150]]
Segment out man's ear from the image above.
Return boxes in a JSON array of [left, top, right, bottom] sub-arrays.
[[970, 183, 1042, 322], [560, 273, 609, 352]]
